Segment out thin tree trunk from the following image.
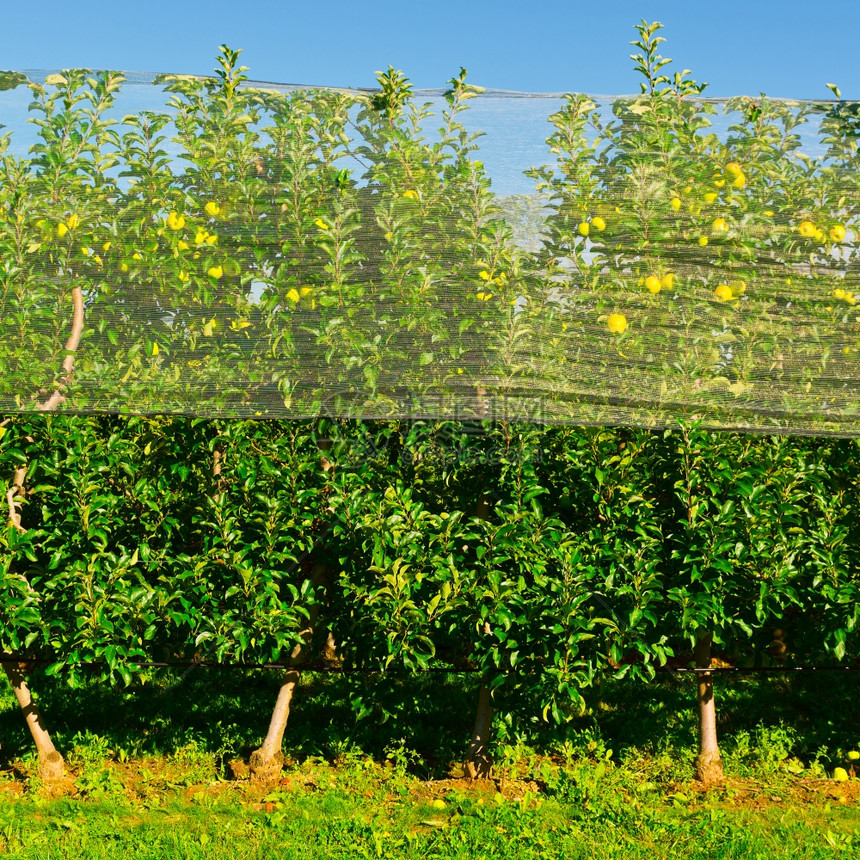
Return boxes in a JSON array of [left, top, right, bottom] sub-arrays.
[[248, 668, 300, 782], [6, 465, 27, 533], [2, 662, 64, 781], [694, 632, 724, 784], [249, 562, 328, 783], [465, 677, 493, 779], [212, 437, 225, 502], [2, 285, 85, 779], [768, 627, 788, 665], [249, 434, 337, 782], [36, 286, 84, 413], [5, 447, 66, 781], [321, 630, 340, 667], [464, 494, 494, 780]]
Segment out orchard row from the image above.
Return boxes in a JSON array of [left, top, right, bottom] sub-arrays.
[[2, 415, 858, 781], [0, 27, 859, 431]]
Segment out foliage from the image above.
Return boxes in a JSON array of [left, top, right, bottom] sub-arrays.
[[1, 670, 860, 859], [0, 28, 857, 430], [1, 24, 859, 784]]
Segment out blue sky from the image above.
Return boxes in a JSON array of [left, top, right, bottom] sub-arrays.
[[1, 0, 858, 99]]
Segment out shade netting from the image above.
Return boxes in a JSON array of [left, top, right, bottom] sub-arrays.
[[1, 63, 858, 434]]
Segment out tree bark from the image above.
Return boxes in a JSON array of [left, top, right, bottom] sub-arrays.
[[212, 437, 225, 502], [694, 632, 724, 784], [248, 667, 299, 783], [2, 663, 64, 781], [321, 630, 340, 667], [464, 495, 494, 780], [4, 446, 66, 781], [6, 465, 27, 533], [249, 436, 336, 783], [465, 678, 493, 779], [249, 562, 328, 783], [1, 282, 84, 779], [36, 286, 84, 412]]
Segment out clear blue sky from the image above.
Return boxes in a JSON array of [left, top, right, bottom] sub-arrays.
[[1, 0, 858, 99]]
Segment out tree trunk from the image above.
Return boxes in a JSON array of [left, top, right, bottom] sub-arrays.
[[212, 436, 225, 501], [2, 663, 64, 781], [465, 678, 493, 779], [248, 667, 299, 783], [6, 465, 27, 532], [249, 562, 328, 783], [36, 286, 84, 413], [321, 630, 340, 667], [464, 495, 494, 780], [5, 452, 65, 782], [694, 632, 724, 784], [249, 436, 336, 783], [2, 285, 85, 777]]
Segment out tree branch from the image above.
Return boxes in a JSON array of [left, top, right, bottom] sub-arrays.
[[6, 465, 26, 533], [36, 286, 84, 412]]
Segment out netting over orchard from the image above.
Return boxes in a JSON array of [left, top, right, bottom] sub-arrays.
[[1, 47, 858, 434]]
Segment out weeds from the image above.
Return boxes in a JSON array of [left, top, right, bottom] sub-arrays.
[[1, 669, 859, 858]]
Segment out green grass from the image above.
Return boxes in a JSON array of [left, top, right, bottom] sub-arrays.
[[1, 668, 859, 858], [1, 758, 858, 859]]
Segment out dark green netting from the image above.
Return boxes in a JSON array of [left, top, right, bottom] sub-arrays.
[[1, 63, 858, 433]]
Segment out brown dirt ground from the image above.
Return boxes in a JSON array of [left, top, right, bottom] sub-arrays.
[[1, 757, 858, 812]]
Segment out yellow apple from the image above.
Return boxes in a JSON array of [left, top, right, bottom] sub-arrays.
[[607, 313, 627, 333]]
